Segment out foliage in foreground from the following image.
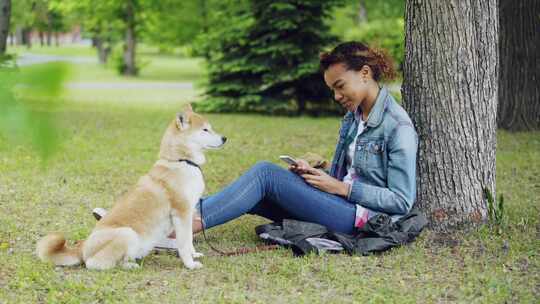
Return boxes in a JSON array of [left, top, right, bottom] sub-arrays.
[[0, 59, 67, 162]]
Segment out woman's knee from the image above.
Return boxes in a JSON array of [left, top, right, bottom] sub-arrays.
[[250, 161, 283, 176], [247, 161, 291, 191]]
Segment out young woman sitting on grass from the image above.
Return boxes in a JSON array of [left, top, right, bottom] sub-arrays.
[[94, 41, 418, 249]]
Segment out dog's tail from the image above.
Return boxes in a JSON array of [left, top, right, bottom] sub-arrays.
[[36, 233, 84, 266]]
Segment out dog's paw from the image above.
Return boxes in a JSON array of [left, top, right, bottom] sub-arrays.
[[192, 251, 204, 258], [185, 261, 203, 270]]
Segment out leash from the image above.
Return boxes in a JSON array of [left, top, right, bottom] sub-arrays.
[[178, 159, 280, 257]]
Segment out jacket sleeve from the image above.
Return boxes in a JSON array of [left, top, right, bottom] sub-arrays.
[[347, 123, 418, 215]]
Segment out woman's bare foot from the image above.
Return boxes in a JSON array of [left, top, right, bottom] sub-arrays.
[[167, 215, 203, 238]]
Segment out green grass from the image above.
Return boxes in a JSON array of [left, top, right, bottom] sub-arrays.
[[13, 46, 206, 107], [1, 103, 539, 303], [53, 56, 204, 84], [8, 44, 97, 57], [0, 49, 539, 303], [9, 44, 205, 83]]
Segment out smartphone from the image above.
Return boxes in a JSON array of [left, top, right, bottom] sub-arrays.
[[279, 155, 298, 166]]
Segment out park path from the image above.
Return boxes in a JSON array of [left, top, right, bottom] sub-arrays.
[[16, 53, 97, 66], [16, 53, 194, 90], [64, 82, 194, 90], [16, 53, 400, 94]]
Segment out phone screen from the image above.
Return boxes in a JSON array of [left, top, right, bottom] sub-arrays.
[[279, 155, 297, 165]]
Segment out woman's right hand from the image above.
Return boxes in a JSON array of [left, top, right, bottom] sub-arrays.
[[288, 158, 312, 174]]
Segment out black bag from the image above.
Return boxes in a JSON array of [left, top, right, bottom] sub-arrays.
[[255, 208, 428, 256]]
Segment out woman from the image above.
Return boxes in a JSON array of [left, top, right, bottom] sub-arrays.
[[95, 41, 418, 243]]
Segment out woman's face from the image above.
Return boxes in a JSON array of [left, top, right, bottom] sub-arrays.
[[323, 63, 370, 112]]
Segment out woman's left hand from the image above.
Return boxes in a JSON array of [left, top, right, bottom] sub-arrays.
[[301, 168, 350, 197]]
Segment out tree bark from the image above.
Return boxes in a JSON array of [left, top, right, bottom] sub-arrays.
[[402, 0, 498, 231], [24, 28, 32, 49], [15, 26, 23, 45], [93, 36, 111, 65], [0, 0, 10, 54], [46, 13, 52, 46], [200, 0, 210, 60], [358, 0, 367, 23], [123, 0, 137, 76], [38, 31, 44, 46], [497, 0, 540, 131]]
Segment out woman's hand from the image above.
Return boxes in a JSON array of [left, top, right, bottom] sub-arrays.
[[300, 167, 350, 197], [288, 158, 312, 174]]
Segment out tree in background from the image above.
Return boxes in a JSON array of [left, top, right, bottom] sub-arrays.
[[29, 0, 48, 46], [197, 0, 344, 115], [10, 0, 34, 47], [8, 0, 66, 48], [28, 0, 66, 47], [0, 0, 10, 54], [121, 0, 137, 75], [331, 0, 405, 71], [52, 0, 163, 75], [498, 0, 540, 131], [52, 1, 123, 65], [45, 8, 66, 46], [142, 0, 209, 55], [403, 0, 498, 231]]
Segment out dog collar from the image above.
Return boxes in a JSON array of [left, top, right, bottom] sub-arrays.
[[177, 159, 201, 171]]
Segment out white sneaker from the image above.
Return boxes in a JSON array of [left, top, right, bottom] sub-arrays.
[[92, 207, 108, 221], [154, 237, 177, 251]]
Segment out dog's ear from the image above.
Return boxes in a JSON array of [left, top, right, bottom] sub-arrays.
[[182, 103, 193, 114], [175, 112, 190, 130]]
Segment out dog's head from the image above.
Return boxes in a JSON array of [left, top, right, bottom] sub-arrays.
[[159, 104, 226, 161]]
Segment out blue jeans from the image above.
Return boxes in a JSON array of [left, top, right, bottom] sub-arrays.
[[198, 161, 357, 234]]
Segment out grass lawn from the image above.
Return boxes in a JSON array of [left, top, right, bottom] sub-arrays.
[[9, 44, 98, 57], [1, 48, 539, 303], [9, 44, 204, 82], [16, 54, 204, 105]]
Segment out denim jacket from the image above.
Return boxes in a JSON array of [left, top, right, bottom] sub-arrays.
[[330, 87, 418, 216]]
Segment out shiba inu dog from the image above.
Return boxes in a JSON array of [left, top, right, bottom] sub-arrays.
[[37, 104, 226, 270]]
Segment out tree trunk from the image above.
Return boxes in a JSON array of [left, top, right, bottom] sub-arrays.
[[402, 0, 498, 232], [0, 0, 10, 54], [200, 0, 210, 60], [358, 0, 367, 23], [93, 36, 111, 65], [46, 14, 52, 46], [296, 97, 306, 116], [24, 28, 31, 49], [15, 26, 23, 45], [497, 0, 540, 131], [123, 0, 137, 76]]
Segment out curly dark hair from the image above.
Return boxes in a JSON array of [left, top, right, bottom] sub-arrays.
[[319, 41, 397, 81]]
